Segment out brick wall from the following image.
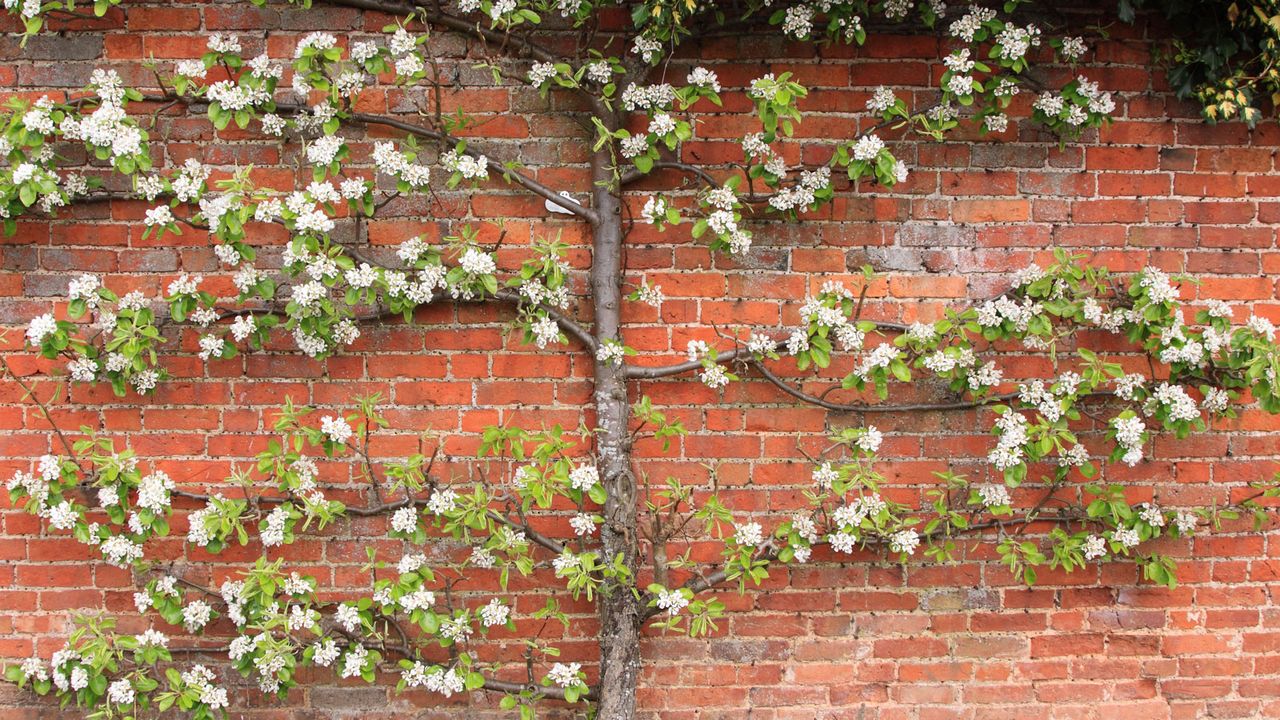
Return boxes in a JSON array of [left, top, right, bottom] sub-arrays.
[[2, 2, 1280, 719]]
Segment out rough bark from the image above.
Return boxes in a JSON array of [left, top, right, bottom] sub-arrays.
[[588, 134, 643, 719]]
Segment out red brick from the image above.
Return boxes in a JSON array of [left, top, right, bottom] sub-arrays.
[[0, 9, 1277, 720]]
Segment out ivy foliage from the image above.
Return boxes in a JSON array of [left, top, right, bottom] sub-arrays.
[[1123, 0, 1280, 126]]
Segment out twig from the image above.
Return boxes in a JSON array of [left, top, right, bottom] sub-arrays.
[[0, 357, 78, 458]]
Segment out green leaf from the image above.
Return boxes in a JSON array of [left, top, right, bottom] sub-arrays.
[[588, 484, 607, 505], [890, 359, 912, 382]]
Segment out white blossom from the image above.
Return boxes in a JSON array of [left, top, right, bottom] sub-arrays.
[[261, 505, 289, 547], [1205, 299, 1233, 320], [1174, 511, 1198, 535], [1059, 443, 1089, 468], [620, 82, 675, 112], [978, 484, 1011, 508], [18, 657, 47, 683], [458, 248, 496, 276], [995, 23, 1041, 61], [568, 465, 598, 492], [135, 471, 174, 513], [1248, 315, 1277, 341], [442, 150, 489, 181], [1060, 36, 1087, 60], [68, 357, 97, 383], [1139, 503, 1166, 528], [742, 132, 771, 158], [425, 667, 465, 697], [295, 32, 337, 57], [532, 316, 560, 349], [635, 281, 663, 308], [867, 86, 896, 114], [1149, 382, 1200, 422], [984, 113, 1009, 133], [101, 535, 143, 567], [306, 135, 344, 167], [26, 313, 58, 345], [620, 133, 649, 158], [197, 334, 225, 361], [528, 62, 556, 86], [312, 639, 340, 667], [426, 488, 459, 516], [547, 662, 582, 688], [48, 501, 77, 530], [812, 463, 838, 490], [207, 34, 242, 55], [734, 521, 764, 547], [66, 274, 101, 308], [1202, 387, 1229, 414], [335, 604, 360, 633], [320, 415, 352, 444], [479, 598, 510, 627], [570, 512, 597, 536], [782, 4, 813, 38], [855, 132, 885, 160], [656, 589, 688, 617], [1112, 527, 1140, 550], [949, 6, 996, 41], [1082, 534, 1106, 560], [687, 67, 720, 92], [947, 74, 975, 96], [1033, 92, 1065, 116], [340, 645, 368, 679], [1111, 415, 1146, 466], [572, 61, 608, 85], [828, 530, 858, 554], [747, 334, 776, 355], [230, 315, 256, 342], [470, 546, 496, 568], [700, 364, 729, 389], [183, 600, 213, 631], [598, 340, 625, 367], [641, 195, 668, 224], [631, 36, 661, 63], [988, 411, 1029, 471], [856, 426, 883, 454], [889, 529, 920, 555], [167, 274, 201, 297]]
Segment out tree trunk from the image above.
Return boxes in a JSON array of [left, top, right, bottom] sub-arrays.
[[589, 142, 643, 719]]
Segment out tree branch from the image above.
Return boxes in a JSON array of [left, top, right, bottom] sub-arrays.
[[619, 161, 720, 189], [344, 110, 598, 222], [642, 515, 1088, 621], [115, 91, 596, 221], [493, 289, 597, 351], [49, 188, 598, 354], [751, 360, 1116, 414], [622, 322, 908, 380], [487, 509, 567, 555], [173, 485, 569, 556]]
